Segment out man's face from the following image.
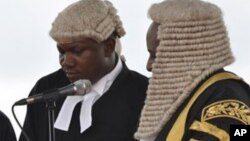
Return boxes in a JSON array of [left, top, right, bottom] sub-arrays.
[[146, 22, 159, 72], [57, 38, 112, 83]]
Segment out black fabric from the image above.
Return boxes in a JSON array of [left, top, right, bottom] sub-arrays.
[[0, 111, 17, 141], [68, 102, 82, 134], [155, 70, 250, 141], [19, 63, 148, 141]]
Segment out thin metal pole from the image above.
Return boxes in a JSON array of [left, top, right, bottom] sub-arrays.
[[47, 101, 56, 141]]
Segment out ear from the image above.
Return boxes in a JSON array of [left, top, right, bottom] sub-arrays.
[[103, 38, 115, 57]]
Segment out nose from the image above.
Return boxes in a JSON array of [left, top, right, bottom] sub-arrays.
[[60, 52, 75, 68], [146, 58, 154, 72]]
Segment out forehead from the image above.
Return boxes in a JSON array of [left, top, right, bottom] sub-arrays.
[[147, 22, 159, 41], [57, 37, 99, 48]]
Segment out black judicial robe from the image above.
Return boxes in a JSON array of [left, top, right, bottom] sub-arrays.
[[0, 111, 17, 141], [155, 70, 250, 141], [19, 63, 148, 141]]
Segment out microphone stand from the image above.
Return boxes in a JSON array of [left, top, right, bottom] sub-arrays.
[[13, 79, 92, 141], [46, 101, 56, 141]]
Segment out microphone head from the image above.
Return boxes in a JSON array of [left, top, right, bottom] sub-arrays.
[[74, 79, 92, 95]]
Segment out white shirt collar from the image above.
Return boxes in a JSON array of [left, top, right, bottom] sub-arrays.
[[91, 57, 122, 95], [54, 58, 123, 133]]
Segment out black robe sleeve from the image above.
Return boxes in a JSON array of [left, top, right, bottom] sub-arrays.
[[19, 69, 68, 141], [0, 111, 17, 141], [155, 71, 250, 141], [184, 79, 250, 141], [19, 80, 43, 141]]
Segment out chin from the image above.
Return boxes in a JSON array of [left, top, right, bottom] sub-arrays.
[[67, 78, 79, 83]]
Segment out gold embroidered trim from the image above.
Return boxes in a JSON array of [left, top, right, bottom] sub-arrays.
[[190, 120, 229, 141], [166, 72, 241, 141], [202, 100, 250, 124], [189, 138, 200, 141]]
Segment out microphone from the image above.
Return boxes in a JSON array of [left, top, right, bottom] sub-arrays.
[[14, 79, 92, 105]]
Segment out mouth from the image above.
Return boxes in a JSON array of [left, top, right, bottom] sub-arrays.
[[66, 74, 80, 82], [64, 70, 80, 82], [66, 73, 78, 77]]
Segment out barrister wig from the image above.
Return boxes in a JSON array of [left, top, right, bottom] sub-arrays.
[[49, 0, 125, 43], [135, 0, 234, 140]]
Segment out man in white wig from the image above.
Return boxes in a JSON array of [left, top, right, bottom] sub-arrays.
[[135, 0, 250, 141], [19, 0, 148, 141]]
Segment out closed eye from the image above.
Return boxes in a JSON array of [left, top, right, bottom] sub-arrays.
[[72, 47, 84, 55], [57, 45, 65, 55]]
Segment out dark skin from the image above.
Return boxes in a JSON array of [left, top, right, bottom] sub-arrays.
[[57, 37, 116, 83], [146, 22, 160, 72]]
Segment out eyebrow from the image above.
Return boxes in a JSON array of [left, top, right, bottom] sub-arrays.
[[148, 49, 154, 53], [56, 45, 64, 53]]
